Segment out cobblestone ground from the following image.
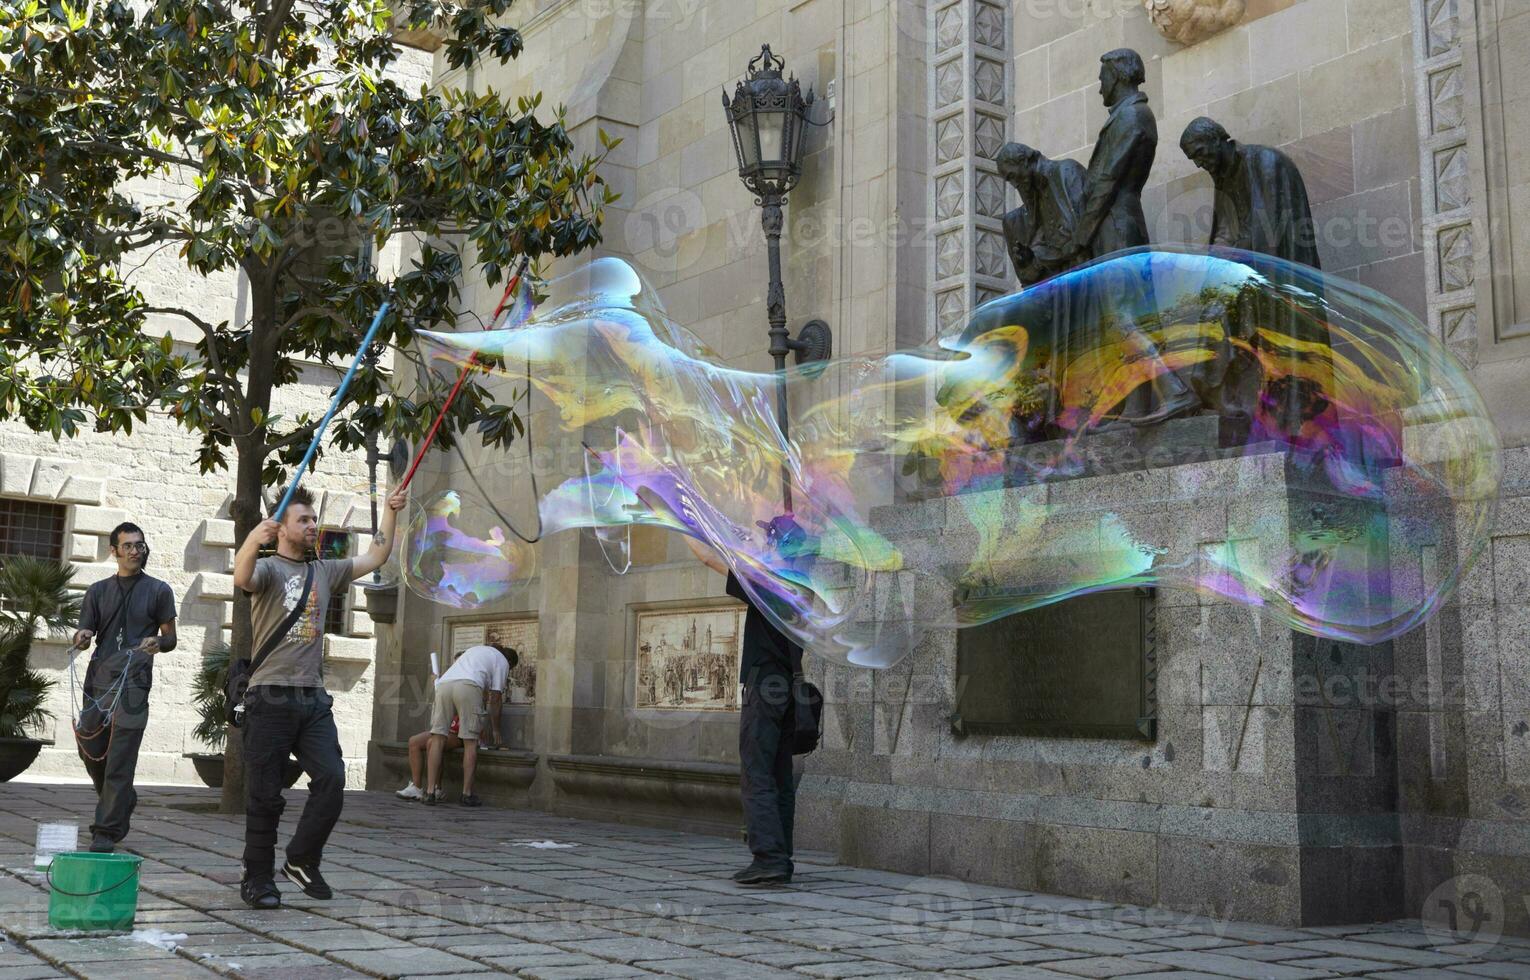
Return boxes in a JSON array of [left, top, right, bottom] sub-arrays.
[[2, 781, 1528, 980]]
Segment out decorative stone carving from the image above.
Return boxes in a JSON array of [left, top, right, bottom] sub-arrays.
[[930, 0, 1011, 332], [1409, 0, 1477, 359], [1143, 0, 1245, 46]]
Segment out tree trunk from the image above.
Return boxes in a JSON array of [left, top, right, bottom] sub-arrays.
[[218, 443, 266, 815], [219, 264, 279, 815]]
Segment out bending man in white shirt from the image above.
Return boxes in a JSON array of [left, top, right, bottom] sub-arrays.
[[424, 643, 517, 806]]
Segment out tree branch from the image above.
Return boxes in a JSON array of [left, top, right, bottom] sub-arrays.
[[140, 305, 217, 336], [260, 0, 299, 57], [272, 304, 343, 344], [140, 305, 247, 420], [262, 420, 318, 456], [72, 139, 203, 172]]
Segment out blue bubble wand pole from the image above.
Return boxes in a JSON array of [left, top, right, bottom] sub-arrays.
[[272, 302, 391, 522]]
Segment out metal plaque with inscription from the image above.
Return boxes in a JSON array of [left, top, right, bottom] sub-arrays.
[[953, 588, 1157, 740]]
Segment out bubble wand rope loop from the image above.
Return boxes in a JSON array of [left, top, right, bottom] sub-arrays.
[[272, 301, 392, 522], [399, 257, 531, 494]]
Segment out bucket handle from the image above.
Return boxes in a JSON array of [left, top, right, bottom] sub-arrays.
[[44, 862, 139, 898]]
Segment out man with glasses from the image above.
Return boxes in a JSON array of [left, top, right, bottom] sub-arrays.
[[71, 522, 178, 853]]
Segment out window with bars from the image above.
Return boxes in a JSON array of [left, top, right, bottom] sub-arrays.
[[317, 528, 353, 635], [0, 498, 68, 562]]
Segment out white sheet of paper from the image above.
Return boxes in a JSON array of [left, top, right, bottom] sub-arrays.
[[35, 822, 79, 868]]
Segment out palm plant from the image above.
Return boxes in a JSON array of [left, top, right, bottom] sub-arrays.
[[0, 557, 79, 739], [191, 643, 231, 752]]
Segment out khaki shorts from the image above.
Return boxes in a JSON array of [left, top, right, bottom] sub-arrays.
[[430, 679, 485, 740]]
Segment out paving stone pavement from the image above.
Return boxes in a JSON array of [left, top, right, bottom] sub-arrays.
[[2, 781, 1528, 980]]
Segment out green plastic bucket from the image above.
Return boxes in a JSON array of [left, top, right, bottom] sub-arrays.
[[46, 852, 143, 932]]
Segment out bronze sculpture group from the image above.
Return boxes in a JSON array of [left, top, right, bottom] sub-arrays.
[[992, 47, 1324, 440]]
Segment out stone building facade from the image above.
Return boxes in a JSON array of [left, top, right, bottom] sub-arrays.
[[370, 0, 1530, 931], [0, 49, 432, 789]]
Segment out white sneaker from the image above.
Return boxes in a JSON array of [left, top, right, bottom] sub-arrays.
[[395, 782, 423, 800]]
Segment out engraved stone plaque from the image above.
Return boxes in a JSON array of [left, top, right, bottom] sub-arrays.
[[953, 588, 1158, 740]]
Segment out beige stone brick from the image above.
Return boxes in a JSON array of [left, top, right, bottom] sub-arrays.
[[1049, 18, 1127, 98], [1206, 73, 1303, 149], [69, 534, 99, 563], [57, 476, 104, 506], [1014, 5, 1094, 52], [195, 572, 236, 602], [1346, 0, 1411, 49], [1353, 104, 1422, 192], [1014, 45, 1050, 111], [787, 0, 838, 59], [202, 518, 237, 549], [847, 7, 887, 76], [70, 561, 119, 588], [1018, 88, 1089, 157], [657, 95, 707, 157], [1160, 24, 1251, 120], [1282, 124, 1356, 206], [0, 454, 38, 497], [28, 458, 73, 499], [1298, 35, 1410, 135], [72, 505, 131, 536], [1249, 0, 1348, 87], [680, 42, 730, 103]]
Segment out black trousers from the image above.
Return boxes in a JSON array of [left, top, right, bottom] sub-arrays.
[[241, 686, 346, 879], [739, 675, 795, 874], [77, 676, 151, 844]]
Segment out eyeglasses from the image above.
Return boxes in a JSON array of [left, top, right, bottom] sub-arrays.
[[116, 542, 148, 554]]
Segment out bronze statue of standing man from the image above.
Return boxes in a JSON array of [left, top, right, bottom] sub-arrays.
[[1071, 49, 1158, 258], [1067, 49, 1197, 428]]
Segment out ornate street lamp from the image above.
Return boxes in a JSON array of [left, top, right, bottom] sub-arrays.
[[722, 44, 831, 512]]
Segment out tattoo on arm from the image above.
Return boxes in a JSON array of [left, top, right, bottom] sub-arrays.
[[373, 533, 387, 547]]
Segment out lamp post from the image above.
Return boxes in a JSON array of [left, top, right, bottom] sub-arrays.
[[722, 44, 831, 514]]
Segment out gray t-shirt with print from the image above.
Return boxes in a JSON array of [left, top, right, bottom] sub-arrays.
[[245, 556, 354, 688]]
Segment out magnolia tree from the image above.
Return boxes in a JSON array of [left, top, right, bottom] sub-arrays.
[[0, 0, 614, 806]]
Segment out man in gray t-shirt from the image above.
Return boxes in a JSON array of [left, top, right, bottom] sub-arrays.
[[231, 484, 405, 910], [71, 522, 178, 853], [246, 554, 356, 689]]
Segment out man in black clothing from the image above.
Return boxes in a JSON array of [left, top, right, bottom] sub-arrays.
[[71, 522, 178, 853], [687, 537, 802, 886], [232, 485, 405, 910]]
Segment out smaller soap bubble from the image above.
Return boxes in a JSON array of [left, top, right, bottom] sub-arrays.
[[321, 482, 403, 591], [401, 489, 537, 609]]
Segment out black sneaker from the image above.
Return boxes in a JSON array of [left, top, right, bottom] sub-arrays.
[[89, 835, 115, 853], [240, 876, 281, 910], [460, 794, 482, 808], [281, 860, 333, 900], [734, 865, 791, 886], [423, 789, 442, 806]]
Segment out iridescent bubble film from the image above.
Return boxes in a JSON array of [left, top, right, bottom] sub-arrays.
[[412, 251, 1500, 667], [400, 489, 536, 609]]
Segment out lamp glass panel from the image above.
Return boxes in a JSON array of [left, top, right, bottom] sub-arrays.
[[757, 108, 787, 168], [737, 110, 760, 170]]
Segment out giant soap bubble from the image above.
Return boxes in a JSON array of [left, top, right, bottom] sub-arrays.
[[400, 489, 536, 608], [413, 250, 1500, 667]]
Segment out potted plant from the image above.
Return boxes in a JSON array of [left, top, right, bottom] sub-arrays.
[[188, 643, 304, 788], [0, 557, 76, 781]]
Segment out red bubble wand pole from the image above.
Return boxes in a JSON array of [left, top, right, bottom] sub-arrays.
[[398, 258, 531, 494]]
